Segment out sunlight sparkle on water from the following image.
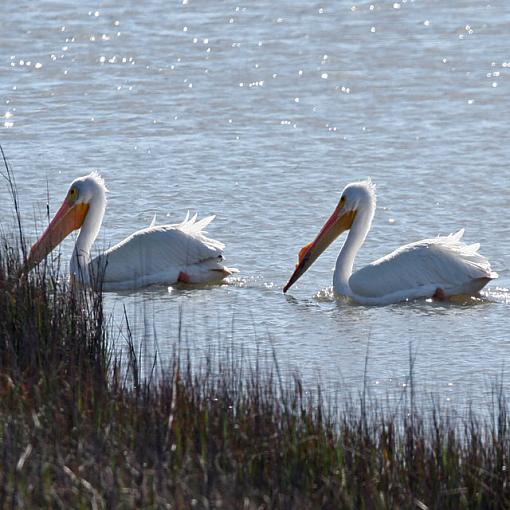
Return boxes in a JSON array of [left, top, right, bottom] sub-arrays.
[[313, 287, 335, 302]]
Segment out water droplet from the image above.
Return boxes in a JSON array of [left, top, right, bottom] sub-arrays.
[[321, 73, 328, 79], [370, 26, 376, 33], [424, 20, 430, 26], [294, 97, 300, 103], [393, 3, 401, 9]]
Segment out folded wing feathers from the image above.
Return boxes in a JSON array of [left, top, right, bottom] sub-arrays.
[[448, 228, 464, 242], [352, 228, 496, 298], [174, 211, 225, 251], [434, 230, 494, 278]]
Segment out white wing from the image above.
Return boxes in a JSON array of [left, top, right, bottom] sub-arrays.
[[90, 214, 227, 287], [350, 229, 496, 300]]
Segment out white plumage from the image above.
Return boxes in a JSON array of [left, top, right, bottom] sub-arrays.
[[284, 180, 497, 305], [27, 173, 237, 290], [92, 212, 230, 290]]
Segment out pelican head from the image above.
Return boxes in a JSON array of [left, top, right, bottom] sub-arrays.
[[27, 172, 107, 271], [283, 179, 376, 293]]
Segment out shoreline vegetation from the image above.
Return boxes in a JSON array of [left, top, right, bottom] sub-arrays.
[[1, 153, 510, 509]]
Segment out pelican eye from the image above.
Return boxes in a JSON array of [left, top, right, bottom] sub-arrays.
[[339, 196, 346, 208], [68, 187, 78, 202]]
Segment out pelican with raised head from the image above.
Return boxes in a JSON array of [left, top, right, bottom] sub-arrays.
[[26, 172, 237, 290], [283, 180, 497, 305]]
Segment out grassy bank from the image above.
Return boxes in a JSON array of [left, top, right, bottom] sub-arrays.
[[1, 158, 510, 508]]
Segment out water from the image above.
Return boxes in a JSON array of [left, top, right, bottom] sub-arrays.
[[1, 0, 509, 408]]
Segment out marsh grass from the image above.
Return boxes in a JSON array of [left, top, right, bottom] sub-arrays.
[[1, 149, 510, 509]]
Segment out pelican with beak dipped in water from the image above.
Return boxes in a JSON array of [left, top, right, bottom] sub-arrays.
[[283, 179, 497, 305], [26, 172, 237, 290]]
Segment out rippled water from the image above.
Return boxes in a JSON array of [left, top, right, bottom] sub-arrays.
[[1, 0, 509, 407]]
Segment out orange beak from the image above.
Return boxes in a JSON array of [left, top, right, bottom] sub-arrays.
[[283, 206, 356, 293], [26, 200, 89, 271]]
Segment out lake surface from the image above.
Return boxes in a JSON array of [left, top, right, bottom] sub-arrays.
[[1, 0, 509, 408]]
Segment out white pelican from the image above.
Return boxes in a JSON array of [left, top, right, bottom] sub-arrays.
[[283, 179, 497, 305], [26, 172, 237, 290]]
